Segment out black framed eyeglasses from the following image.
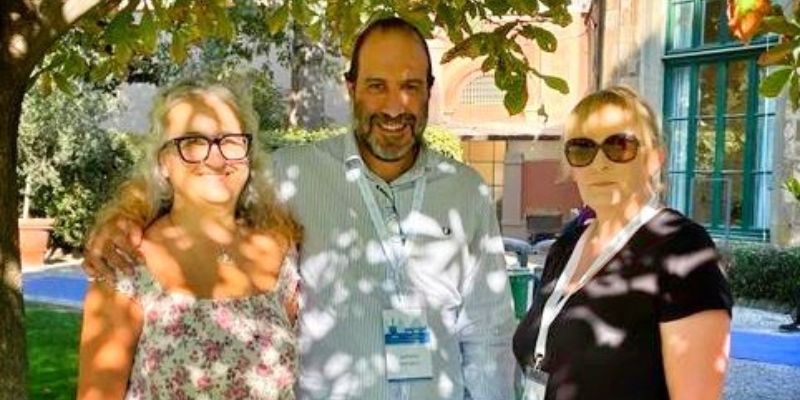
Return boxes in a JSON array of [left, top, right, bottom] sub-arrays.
[[564, 133, 640, 167], [164, 133, 252, 164]]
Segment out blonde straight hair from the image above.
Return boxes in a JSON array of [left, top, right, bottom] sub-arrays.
[[560, 85, 666, 193]]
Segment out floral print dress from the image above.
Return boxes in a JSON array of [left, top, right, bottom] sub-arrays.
[[115, 256, 299, 400]]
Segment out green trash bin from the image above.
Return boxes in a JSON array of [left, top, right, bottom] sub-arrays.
[[508, 268, 539, 320]]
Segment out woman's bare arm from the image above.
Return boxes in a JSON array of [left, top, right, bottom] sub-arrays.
[[661, 310, 731, 400], [76, 282, 143, 400]]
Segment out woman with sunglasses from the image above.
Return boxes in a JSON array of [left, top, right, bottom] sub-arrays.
[[77, 79, 302, 400], [513, 86, 732, 400]]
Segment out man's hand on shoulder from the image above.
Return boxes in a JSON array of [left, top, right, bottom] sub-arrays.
[[83, 217, 144, 282]]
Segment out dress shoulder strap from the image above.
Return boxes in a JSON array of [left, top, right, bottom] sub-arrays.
[[114, 265, 162, 301], [274, 248, 300, 307]]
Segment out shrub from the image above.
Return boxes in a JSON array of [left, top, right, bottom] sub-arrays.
[[18, 85, 140, 251], [726, 243, 800, 307], [425, 125, 464, 162], [260, 125, 464, 161], [259, 126, 347, 151]]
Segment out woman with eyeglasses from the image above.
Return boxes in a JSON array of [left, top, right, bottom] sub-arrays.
[[77, 79, 302, 400], [513, 86, 732, 400]]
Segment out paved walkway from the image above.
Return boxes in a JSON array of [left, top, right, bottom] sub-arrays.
[[22, 262, 800, 399], [725, 307, 800, 400]]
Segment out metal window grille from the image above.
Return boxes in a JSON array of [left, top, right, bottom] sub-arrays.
[[459, 75, 504, 105]]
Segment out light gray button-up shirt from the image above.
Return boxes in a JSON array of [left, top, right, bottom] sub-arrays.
[[271, 133, 516, 400]]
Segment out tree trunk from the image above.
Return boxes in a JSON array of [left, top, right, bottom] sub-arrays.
[[288, 23, 326, 129], [0, 1, 34, 394], [1, 0, 105, 396], [0, 67, 28, 400]]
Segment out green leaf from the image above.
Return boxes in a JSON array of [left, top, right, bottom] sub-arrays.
[[759, 15, 800, 36], [435, 3, 460, 40], [520, 25, 558, 52], [494, 54, 510, 88], [542, 74, 569, 94], [538, 5, 573, 27], [759, 67, 793, 97], [103, 12, 134, 45], [398, 10, 435, 36], [329, 0, 369, 56], [531, 66, 570, 94], [758, 39, 796, 66], [441, 33, 490, 63], [88, 62, 112, 82], [784, 178, 800, 202], [138, 11, 159, 53], [790, 71, 800, 111], [503, 76, 528, 115], [494, 21, 518, 37], [480, 54, 497, 73], [485, 0, 512, 16], [113, 43, 134, 65], [51, 73, 75, 95], [267, 4, 290, 36], [169, 30, 189, 63], [507, 0, 537, 15], [37, 72, 53, 96], [210, 4, 235, 41], [291, 0, 313, 26], [60, 51, 88, 78]]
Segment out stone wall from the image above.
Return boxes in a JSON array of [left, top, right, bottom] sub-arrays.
[[775, 109, 800, 246], [598, 0, 665, 110]]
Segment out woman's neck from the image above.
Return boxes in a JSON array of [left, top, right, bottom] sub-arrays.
[[590, 193, 655, 242], [167, 205, 238, 245]]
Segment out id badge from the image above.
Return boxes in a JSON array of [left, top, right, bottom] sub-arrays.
[[382, 309, 434, 381], [522, 367, 549, 400]]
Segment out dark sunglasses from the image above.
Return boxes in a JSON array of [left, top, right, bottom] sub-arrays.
[[564, 133, 640, 167], [162, 133, 252, 164]]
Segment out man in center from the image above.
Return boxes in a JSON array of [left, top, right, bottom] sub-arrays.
[[273, 17, 516, 400]]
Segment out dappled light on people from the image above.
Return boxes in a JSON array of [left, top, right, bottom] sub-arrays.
[[81, 17, 516, 400], [77, 79, 301, 400], [268, 18, 516, 399], [277, 155, 511, 398], [514, 86, 732, 400]]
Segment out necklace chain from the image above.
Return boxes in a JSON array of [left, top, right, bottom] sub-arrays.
[[166, 213, 237, 266], [217, 247, 235, 265]]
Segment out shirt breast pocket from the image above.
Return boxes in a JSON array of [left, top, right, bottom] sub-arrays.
[[404, 213, 466, 305]]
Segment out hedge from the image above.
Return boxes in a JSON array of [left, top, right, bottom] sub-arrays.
[[725, 243, 800, 307], [260, 125, 464, 161]]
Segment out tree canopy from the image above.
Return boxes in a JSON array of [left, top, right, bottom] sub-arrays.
[[42, 0, 573, 113]]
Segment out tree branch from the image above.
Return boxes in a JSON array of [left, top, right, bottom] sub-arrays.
[[30, 0, 123, 62], [60, 0, 106, 26]]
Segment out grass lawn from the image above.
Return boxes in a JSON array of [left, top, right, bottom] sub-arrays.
[[26, 302, 81, 400]]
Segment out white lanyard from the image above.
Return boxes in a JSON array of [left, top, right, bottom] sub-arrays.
[[532, 198, 662, 369], [348, 157, 426, 294]]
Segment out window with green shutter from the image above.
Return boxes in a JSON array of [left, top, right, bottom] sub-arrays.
[[664, 0, 776, 241]]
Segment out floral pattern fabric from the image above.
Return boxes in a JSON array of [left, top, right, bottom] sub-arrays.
[[115, 257, 299, 400]]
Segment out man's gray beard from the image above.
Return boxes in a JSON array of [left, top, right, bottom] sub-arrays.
[[355, 126, 425, 162]]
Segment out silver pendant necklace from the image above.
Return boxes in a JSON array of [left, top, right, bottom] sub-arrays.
[[217, 247, 235, 265], [167, 213, 237, 265]]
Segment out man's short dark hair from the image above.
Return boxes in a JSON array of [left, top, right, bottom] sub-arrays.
[[344, 17, 435, 89]]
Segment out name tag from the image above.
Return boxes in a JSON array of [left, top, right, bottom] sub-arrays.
[[383, 309, 434, 381]]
